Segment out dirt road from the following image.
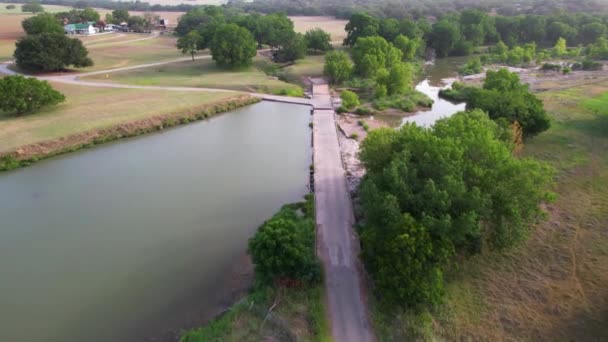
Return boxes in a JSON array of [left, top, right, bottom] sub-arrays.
[[312, 83, 374, 342]]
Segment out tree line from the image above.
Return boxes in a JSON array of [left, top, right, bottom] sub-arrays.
[[341, 10, 608, 59], [175, 6, 332, 68]]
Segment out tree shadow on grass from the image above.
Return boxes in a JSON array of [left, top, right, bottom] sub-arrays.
[[569, 113, 608, 138]]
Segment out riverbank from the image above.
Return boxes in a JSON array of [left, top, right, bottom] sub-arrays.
[[180, 196, 331, 341], [0, 95, 260, 171]]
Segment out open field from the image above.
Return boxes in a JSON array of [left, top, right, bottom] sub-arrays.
[[291, 16, 348, 42], [0, 81, 240, 153], [83, 55, 303, 94], [373, 80, 608, 341], [0, 3, 73, 14], [83, 35, 184, 71]]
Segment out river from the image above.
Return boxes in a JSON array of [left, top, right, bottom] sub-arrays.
[[0, 102, 312, 342], [401, 57, 468, 127]]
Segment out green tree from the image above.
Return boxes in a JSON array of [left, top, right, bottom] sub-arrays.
[[352, 36, 402, 78], [323, 50, 353, 84], [80, 7, 100, 22], [6, 4, 16, 10], [274, 32, 306, 62], [177, 30, 202, 61], [340, 90, 360, 109], [22, 13, 63, 35], [209, 23, 257, 68], [393, 34, 419, 61], [466, 69, 551, 137], [248, 200, 320, 285], [579, 22, 606, 45], [379, 18, 400, 42], [546, 21, 578, 43], [14, 33, 93, 71], [358, 110, 555, 307], [303, 28, 331, 54], [111, 9, 129, 24], [375, 62, 413, 96], [430, 19, 461, 57], [22, 2, 44, 13], [552, 37, 567, 57], [0, 75, 65, 114], [344, 12, 379, 46]]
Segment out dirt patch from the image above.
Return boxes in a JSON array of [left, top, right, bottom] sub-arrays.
[[0, 95, 260, 171], [335, 113, 389, 194]]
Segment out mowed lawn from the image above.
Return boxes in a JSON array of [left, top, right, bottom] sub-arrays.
[[0, 82, 240, 153], [83, 35, 184, 71], [83, 56, 303, 94], [379, 81, 608, 341]]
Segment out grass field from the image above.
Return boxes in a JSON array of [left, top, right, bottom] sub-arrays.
[[373, 81, 608, 341], [0, 82, 240, 153], [83, 55, 304, 94], [290, 16, 348, 42], [83, 35, 184, 71]]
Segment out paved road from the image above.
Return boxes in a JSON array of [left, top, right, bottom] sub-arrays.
[[312, 83, 374, 342]]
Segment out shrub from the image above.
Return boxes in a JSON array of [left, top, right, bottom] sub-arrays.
[[6, 4, 16, 9], [340, 90, 360, 109], [458, 57, 483, 76], [439, 82, 475, 102], [355, 106, 374, 115], [324, 51, 353, 84], [0, 75, 65, 114], [248, 198, 320, 285], [562, 66, 572, 74], [22, 2, 44, 13], [581, 59, 602, 71], [541, 63, 562, 72]]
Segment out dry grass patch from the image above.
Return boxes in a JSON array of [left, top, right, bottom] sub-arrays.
[[290, 16, 348, 42], [0, 82, 241, 153], [83, 35, 183, 71]]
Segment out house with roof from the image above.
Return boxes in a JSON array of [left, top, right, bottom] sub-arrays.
[[64, 22, 98, 35]]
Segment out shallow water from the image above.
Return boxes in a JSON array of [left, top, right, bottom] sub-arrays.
[[402, 57, 468, 127], [0, 101, 312, 342]]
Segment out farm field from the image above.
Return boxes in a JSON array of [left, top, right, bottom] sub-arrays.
[[373, 80, 608, 341], [83, 55, 303, 94], [0, 81, 240, 153]]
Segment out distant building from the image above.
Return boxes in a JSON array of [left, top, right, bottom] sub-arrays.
[[64, 22, 98, 35]]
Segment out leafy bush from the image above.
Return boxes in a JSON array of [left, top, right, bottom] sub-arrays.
[[458, 57, 483, 76], [562, 66, 572, 74], [466, 69, 551, 137], [438, 82, 475, 102], [340, 90, 360, 109], [541, 63, 562, 72], [6, 4, 16, 9], [581, 59, 602, 71], [373, 91, 433, 112], [22, 2, 44, 13], [0, 75, 65, 114], [355, 106, 374, 115], [273, 86, 304, 97], [248, 196, 320, 285], [359, 110, 555, 308], [323, 51, 353, 84]]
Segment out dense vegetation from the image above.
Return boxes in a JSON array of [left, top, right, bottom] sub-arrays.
[[248, 195, 320, 286], [441, 69, 551, 137], [175, 6, 331, 67], [14, 33, 93, 71], [358, 110, 555, 308], [0, 76, 65, 114]]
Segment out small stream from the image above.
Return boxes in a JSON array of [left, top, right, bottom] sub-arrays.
[[402, 57, 468, 127]]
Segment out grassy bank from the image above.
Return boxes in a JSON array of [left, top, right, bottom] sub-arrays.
[[83, 56, 304, 95], [181, 196, 331, 342], [371, 80, 608, 340], [0, 83, 258, 171]]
